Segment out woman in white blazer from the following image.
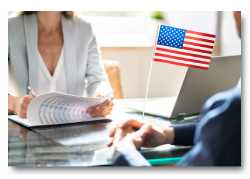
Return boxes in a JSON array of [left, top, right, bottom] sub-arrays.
[[8, 11, 113, 118]]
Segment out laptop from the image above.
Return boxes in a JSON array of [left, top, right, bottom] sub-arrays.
[[127, 55, 241, 118]]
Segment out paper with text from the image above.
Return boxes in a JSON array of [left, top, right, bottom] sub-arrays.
[[25, 91, 112, 126]]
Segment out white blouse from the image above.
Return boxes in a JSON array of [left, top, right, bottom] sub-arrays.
[[37, 46, 67, 94]]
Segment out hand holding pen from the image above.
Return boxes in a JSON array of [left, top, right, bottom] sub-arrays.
[[11, 86, 38, 118]]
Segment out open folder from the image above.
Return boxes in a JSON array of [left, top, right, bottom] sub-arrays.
[[8, 91, 112, 127]]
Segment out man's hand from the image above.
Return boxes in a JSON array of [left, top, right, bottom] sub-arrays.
[[86, 95, 114, 117], [112, 124, 151, 151], [107, 119, 175, 148]]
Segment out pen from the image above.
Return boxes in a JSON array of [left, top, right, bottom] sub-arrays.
[[27, 86, 36, 98]]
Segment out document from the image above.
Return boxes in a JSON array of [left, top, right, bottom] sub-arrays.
[[8, 91, 112, 127]]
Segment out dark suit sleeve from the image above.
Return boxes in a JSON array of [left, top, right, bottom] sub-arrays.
[[171, 86, 234, 146], [171, 123, 197, 146], [176, 87, 241, 166], [171, 115, 202, 146]]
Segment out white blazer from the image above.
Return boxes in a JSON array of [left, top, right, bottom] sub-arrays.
[[8, 13, 111, 97]]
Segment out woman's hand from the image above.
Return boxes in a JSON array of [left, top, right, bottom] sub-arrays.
[[14, 95, 34, 118], [86, 95, 114, 117], [107, 119, 175, 148]]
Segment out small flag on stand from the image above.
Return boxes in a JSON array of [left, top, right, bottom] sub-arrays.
[[154, 25, 216, 70]]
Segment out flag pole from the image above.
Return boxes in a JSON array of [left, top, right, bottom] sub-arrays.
[[142, 24, 160, 120]]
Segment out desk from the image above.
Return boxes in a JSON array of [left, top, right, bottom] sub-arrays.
[[8, 98, 199, 166]]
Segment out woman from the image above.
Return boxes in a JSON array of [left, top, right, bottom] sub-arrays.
[[8, 11, 113, 118]]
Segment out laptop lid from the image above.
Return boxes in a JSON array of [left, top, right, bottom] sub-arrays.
[[127, 97, 177, 118], [170, 55, 241, 117]]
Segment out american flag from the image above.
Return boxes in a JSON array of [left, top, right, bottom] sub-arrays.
[[154, 25, 216, 70]]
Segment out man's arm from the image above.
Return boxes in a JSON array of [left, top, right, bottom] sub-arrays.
[[171, 122, 199, 146], [170, 86, 230, 146], [177, 87, 241, 166]]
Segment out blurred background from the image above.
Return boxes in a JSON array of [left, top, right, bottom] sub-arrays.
[[8, 11, 241, 99]]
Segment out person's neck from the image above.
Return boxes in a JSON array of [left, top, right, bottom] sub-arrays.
[[37, 11, 62, 34]]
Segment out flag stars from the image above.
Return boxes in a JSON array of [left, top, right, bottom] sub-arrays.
[[158, 26, 185, 49]]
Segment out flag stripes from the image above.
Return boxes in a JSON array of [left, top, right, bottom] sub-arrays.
[[183, 41, 213, 49], [155, 53, 210, 65], [185, 33, 215, 41], [155, 50, 210, 62], [154, 56, 209, 67], [183, 44, 213, 52], [182, 47, 212, 54], [184, 38, 213, 46], [154, 25, 216, 70], [184, 36, 215, 44], [156, 47, 211, 59], [186, 30, 216, 38], [154, 58, 209, 70]]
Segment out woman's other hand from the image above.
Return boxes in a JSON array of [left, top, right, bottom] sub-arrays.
[[86, 95, 114, 117]]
